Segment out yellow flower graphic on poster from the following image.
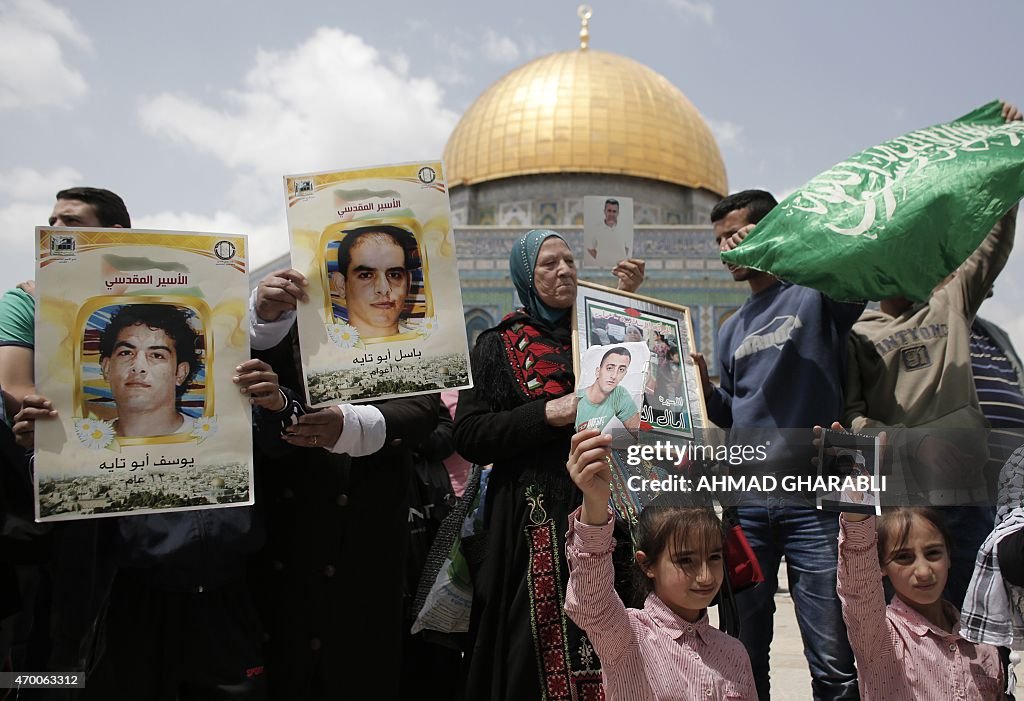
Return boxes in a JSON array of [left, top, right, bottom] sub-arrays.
[[33, 227, 253, 522], [285, 161, 473, 406]]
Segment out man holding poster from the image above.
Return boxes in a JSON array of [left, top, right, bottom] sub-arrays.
[[11, 192, 268, 699]]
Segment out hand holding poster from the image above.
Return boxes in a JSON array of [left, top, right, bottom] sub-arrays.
[[33, 228, 253, 521], [285, 162, 472, 406], [722, 100, 1024, 301], [815, 429, 883, 516]]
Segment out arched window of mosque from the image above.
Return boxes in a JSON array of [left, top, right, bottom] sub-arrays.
[[465, 309, 496, 348]]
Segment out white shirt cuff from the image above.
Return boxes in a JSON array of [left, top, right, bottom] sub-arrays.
[[330, 404, 387, 457], [249, 288, 296, 350]]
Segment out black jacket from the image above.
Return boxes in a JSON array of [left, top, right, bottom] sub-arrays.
[[250, 336, 438, 701]]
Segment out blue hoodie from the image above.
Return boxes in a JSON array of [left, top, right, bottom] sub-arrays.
[[706, 281, 864, 474]]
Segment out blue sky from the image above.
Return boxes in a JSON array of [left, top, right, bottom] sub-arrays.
[[2, 0, 1023, 343]]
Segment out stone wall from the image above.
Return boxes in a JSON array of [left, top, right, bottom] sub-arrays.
[[449, 173, 720, 227]]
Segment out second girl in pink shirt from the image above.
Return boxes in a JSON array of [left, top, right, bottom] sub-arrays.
[[838, 506, 1003, 700], [563, 429, 756, 699]]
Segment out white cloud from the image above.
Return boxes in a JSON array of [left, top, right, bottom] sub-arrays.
[[0, 200, 49, 284], [0, 166, 83, 200], [428, 26, 542, 87], [993, 314, 1024, 358], [663, 0, 714, 24], [982, 301, 1024, 357], [137, 27, 461, 265], [431, 26, 544, 86], [3, 0, 88, 48], [708, 118, 744, 152], [482, 30, 520, 63], [138, 28, 460, 179], [519, 37, 547, 59], [431, 31, 472, 86], [980, 239, 1024, 353], [775, 185, 801, 201], [136, 208, 287, 273], [0, 165, 88, 284], [0, 0, 90, 110]]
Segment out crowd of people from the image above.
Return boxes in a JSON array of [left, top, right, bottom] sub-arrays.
[[2, 103, 1024, 701]]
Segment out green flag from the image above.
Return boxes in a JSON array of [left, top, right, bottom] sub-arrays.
[[722, 100, 1024, 301]]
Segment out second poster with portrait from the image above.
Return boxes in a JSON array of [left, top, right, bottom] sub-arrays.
[[285, 161, 472, 407]]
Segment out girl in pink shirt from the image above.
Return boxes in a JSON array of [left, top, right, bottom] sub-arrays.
[[838, 507, 1003, 700], [563, 429, 756, 700]]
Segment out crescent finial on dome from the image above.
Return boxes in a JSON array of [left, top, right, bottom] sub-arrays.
[[578, 5, 592, 50]]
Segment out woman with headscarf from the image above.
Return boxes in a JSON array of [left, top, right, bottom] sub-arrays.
[[454, 230, 644, 700]]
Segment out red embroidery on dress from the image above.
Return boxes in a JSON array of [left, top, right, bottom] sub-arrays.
[[500, 319, 573, 401], [547, 674, 570, 697], [532, 550, 554, 575], [525, 487, 604, 700], [577, 680, 605, 701]]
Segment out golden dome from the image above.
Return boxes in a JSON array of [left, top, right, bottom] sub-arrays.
[[444, 49, 727, 195]]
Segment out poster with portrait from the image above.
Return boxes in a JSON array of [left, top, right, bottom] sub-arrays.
[[573, 281, 710, 524], [33, 227, 253, 522], [816, 429, 883, 515], [285, 161, 472, 407], [575, 342, 648, 449], [582, 195, 634, 270]]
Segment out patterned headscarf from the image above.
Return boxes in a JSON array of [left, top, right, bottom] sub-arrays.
[[509, 229, 572, 326]]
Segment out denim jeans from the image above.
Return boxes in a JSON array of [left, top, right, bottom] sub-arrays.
[[734, 499, 859, 701]]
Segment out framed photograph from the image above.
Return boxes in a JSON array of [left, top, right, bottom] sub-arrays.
[[815, 429, 883, 515], [34, 227, 254, 521], [285, 161, 472, 407], [582, 195, 634, 270], [572, 281, 711, 523]]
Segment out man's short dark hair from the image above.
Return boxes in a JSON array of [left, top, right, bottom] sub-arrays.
[[56, 187, 131, 228], [600, 346, 632, 365], [605, 199, 619, 209], [709, 189, 778, 225], [336, 225, 421, 278], [99, 304, 201, 397]]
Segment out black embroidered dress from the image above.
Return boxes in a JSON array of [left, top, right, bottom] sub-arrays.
[[455, 311, 604, 701]]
